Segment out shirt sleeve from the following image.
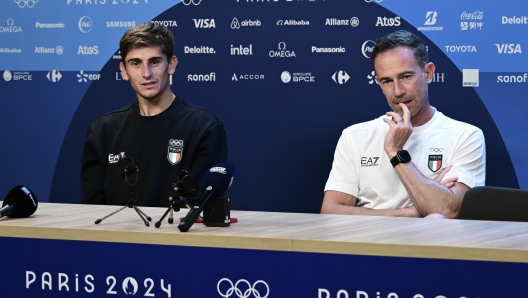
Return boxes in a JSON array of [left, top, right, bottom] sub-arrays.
[[80, 125, 107, 204], [189, 122, 229, 189], [324, 130, 359, 197], [444, 129, 486, 188]]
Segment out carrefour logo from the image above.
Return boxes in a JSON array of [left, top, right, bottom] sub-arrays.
[[79, 16, 92, 33]]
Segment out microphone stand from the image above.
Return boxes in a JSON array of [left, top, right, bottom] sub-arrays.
[[95, 165, 152, 226], [155, 171, 200, 228]]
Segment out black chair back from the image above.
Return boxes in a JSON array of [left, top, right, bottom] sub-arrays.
[[458, 186, 528, 222]]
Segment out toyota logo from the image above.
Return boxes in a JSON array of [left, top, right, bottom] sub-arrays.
[[14, 0, 39, 8], [217, 278, 269, 298], [182, 0, 202, 5]]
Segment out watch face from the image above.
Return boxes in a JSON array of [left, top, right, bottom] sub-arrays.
[[398, 150, 411, 162]]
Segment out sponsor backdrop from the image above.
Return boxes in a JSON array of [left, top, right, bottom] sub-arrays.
[[3, 236, 528, 297], [1, 0, 527, 212]]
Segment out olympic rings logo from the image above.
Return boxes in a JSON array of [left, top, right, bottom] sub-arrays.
[[182, 0, 202, 5], [217, 278, 269, 298], [430, 148, 444, 153], [14, 0, 39, 8]]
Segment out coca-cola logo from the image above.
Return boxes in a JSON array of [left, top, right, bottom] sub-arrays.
[[460, 11, 484, 20]]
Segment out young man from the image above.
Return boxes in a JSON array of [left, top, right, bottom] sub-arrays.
[[321, 30, 485, 218], [81, 22, 228, 207]]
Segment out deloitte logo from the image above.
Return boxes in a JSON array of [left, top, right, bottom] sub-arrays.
[[79, 16, 92, 33], [332, 71, 350, 84], [47, 70, 62, 83]]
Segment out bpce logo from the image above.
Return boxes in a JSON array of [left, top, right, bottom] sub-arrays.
[[217, 278, 269, 298]]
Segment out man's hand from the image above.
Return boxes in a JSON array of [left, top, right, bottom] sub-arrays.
[[435, 165, 458, 189], [383, 103, 413, 158]]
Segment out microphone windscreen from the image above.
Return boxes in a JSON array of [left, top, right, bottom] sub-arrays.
[[3, 185, 38, 218], [202, 163, 235, 197]]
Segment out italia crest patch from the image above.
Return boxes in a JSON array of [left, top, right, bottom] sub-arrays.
[[428, 155, 442, 172], [167, 139, 183, 165]]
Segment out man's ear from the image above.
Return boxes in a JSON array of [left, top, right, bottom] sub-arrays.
[[424, 62, 436, 83], [168, 56, 178, 75], [119, 62, 129, 81]]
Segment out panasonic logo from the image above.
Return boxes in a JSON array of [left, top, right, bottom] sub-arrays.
[[311, 46, 345, 53], [35, 22, 65, 29]]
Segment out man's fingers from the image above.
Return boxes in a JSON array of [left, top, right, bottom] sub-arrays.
[[434, 165, 452, 182], [399, 103, 411, 124]]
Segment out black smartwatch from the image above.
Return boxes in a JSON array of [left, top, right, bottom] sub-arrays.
[[390, 150, 411, 167]]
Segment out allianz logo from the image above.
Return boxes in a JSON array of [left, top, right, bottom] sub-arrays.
[[325, 17, 359, 27], [496, 44, 522, 54], [445, 45, 477, 52]]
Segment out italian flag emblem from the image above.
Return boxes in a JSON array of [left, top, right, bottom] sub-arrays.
[[428, 155, 442, 172]]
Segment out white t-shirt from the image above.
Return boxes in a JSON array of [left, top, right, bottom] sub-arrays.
[[324, 108, 486, 209]]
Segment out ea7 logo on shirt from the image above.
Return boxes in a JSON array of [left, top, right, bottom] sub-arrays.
[[428, 155, 443, 172], [361, 157, 379, 167], [168, 139, 183, 165], [108, 152, 126, 164]]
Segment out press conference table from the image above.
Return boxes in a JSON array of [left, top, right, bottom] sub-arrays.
[[2, 202, 528, 297]]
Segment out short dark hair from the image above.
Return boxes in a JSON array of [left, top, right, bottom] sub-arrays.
[[119, 22, 174, 62], [370, 30, 428, 69]]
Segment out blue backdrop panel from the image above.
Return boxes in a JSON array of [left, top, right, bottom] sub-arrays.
[[1, 0, 526, 212], [3, 237, 528, 297]]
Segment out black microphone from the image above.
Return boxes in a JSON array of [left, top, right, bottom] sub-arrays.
[[1, 185, 38, 218], [178, 163, 235, 232]]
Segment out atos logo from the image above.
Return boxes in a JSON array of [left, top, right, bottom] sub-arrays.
[[193, 19, 215, 28], [332, 71, 350, 84], [77, 45, 99, 55], [78, 16, 92, 33], [496, 44, 522, 54], [375, 17, 400, 26], [46, 70, 62, 83], [361, 40, 375, 58]]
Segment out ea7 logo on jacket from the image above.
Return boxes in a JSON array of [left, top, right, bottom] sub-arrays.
[[361, 157, 379, 167], [108, 152, 125, 164], [168, 139, 183, 165]]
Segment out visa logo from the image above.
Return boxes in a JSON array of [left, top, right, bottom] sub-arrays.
[[495, 44, 522, 54], [193, 19, 216, 28]]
